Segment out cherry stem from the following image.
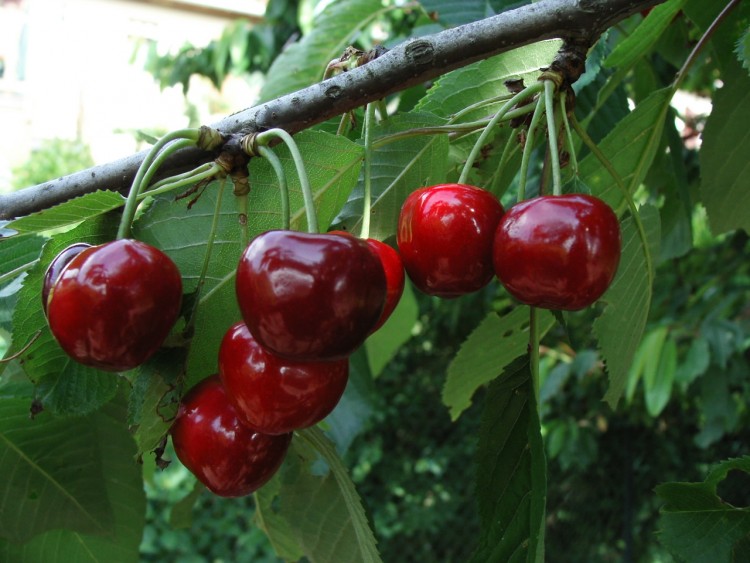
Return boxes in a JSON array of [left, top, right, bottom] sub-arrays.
[[137, 163, 222, 201], [116, 128, 201, 240], [559, 92, 578, 175], [450, 92, 514, 122], [258, 146, 290, 231], [371, 103, 536, 149], [361, 103, 376, 239], [458, 82, 544, 185], [543, 80, 562, 197], [488, 131, 519, 196], [255, 129, 318, 234], [517, 93, 547, 202], [570, 113, 654, 285]]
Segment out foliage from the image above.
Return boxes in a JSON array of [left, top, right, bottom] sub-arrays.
[[11, 138, 94, 190], [2, 0, 750, 562]]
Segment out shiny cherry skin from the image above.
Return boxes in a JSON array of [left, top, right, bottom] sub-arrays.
[[397, 184, 505, 297], [236, 230, 386, 361], [171, 375, 291, 498], [364, 239, 405, 331], [219, 321, 349, 435], [493, 194, 621, 311], [42, 242, 92, 316], [45, 239, 183, 371], [327, 231, 405, 331]]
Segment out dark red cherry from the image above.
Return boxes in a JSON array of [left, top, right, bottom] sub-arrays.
[[45, 239, 182, 371], [235, 230, 386, 361], [493, 194, 621, 311], [365, 239, 405, 331], [219, 321, 348, 435], [171, 375, 291, 497], [397, 184, 504, 298], [42, 242, 91, 315]]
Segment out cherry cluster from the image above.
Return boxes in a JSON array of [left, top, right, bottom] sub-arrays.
[[172, 230, 405, 496], [396, 183, 621, 309]]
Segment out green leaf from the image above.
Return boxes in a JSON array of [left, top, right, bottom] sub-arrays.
[[6, 191, 125, 234], [470, 357, 546, 562], [737, 27, 750, 74], [580, 87, 674, 214], [416, 40, 562, 120], [643, 330, 676, 417], [656, 457, 750, 563], [285, 428, 382, 563], [0, 398, 114, 542], [0, 399, 146, 561], [699, 67, 750, 235], [249, 130, 364, 233], [254, 474, 305, 562], [169, 482, 205, 530], [336, 112, 450, 240], [0, 233, 45, 286], [259, 0, 385, 101], [675, 337, 710, 386], [443, 306, 554, 421], [421, 0, 488, 27], [594, 205, 661, 409], [365, 279, 417, 377], [604, 0, 687, 70]]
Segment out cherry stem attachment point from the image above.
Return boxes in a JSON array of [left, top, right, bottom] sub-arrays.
[[361, 103, 376, 240], [459, 81, 544, 185], [543, 80, 562, 197], [258, 146, 290, 231], [254, 129, 318, 234]]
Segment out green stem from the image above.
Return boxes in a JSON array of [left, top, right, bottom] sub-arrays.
[[136, 164, 222, 201], [518, 94, 547, 202], [559, 92, 578, 175], [147, 162, 215, 192], [139, 139, 195, 192], [116, 128, 200, 240], [488, 131, 519, 196], [376, 99, 389, 122], [458, 82, 544, 185], [570, 114, 653, 284], [361, 103, 376, 239], [450, 92, 514, 123], [673, 0, 741, 91], [258, 146, 290, 231], [256, 129, 318, 234], [543, 80, 562, 197], [0, 259, 39, 285]]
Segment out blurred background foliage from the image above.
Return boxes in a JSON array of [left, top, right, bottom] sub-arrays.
[[133, 0, 750, 561]]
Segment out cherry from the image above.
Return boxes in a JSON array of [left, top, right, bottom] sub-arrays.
[[492, 194, 621, 311], [397, 184, 504, 297], [327, 231, 405, 331], [364, 239, 405, 331], [235, 230, 386, 361], [219, 321, 348, 435], [171, 375, 291, 497], [42, 242, 91, 315], [45, 239, 183, 371]]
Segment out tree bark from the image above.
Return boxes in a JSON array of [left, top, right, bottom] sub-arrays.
[[0, 0, 661, 220]]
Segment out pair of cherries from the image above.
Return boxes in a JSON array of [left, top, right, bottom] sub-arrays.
[[397, 183, 622, 310], [172, 229, 405, 497]]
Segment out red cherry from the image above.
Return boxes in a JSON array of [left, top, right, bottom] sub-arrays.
[[364, 239, 405, 331], [397, 184, 504, 297], [45, 239, 182, 371], [171, 375, 291, 497], [219, 321, 348, 435], [236, 230, 386, 361], [42, 242, 91, 315], [493, 194, 621, 311]]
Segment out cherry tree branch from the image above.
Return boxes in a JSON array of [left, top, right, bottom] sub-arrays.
[[0, 0, 661, 220]]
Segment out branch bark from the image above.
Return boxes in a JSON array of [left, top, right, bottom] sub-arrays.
[[0, 0, 661, 220]]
